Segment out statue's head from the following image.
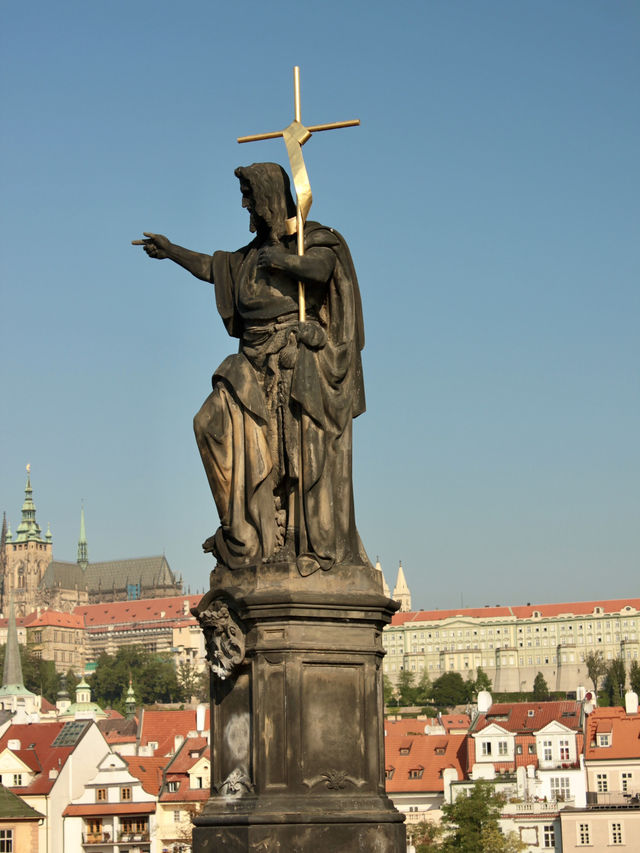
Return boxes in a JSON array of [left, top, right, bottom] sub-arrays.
[[235, 163, 296, 241]]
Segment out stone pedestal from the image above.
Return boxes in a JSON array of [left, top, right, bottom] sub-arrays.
[[192, 561, 405, 852]]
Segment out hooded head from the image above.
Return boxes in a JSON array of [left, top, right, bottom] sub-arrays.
[[235, 163, 296, 241]]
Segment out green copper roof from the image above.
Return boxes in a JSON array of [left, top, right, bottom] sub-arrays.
[[14, 468, 47, 544]]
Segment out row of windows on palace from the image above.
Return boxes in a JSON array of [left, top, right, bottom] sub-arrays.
[[386, 647, 639, 673], [385, 618, 639, 644]]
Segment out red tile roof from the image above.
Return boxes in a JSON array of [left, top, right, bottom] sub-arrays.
[[124, 756, 167, 795], [24, 609, 84, 629], [74, 595, 201, 630], [384, 721, 467, 793], [391, 598, 640, 625], [472, 701, 582, 735], [584, 706, 640, 761], [63, 802, 156, 816], [138, 708, 210, 757], [0, 721, 91, 795]]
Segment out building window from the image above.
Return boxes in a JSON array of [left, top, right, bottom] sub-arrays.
[[597, 733, 610, 747], [578, 823, 590, 845], [621, 771, 632, 793], [121, 817, 148, 835], [516, 744, 523, 755], [543, 824, 555, 848], [596, 773, 608, 793], [481, 742, 492, 756], [173, 810, 182, 823], [543, 740, 552, 761], [0, 830, 12, 853], [610, 822, 623, 845], [86, 820, 102, 842], [96, 787, 107, 801], [12, 774, 22, 786], [408, 769, 423, 779], [167, 780, 179, 792], [120, 786, 132, 801], [498, 741, 508, 756], [559, 739, 570, 761], [528, 744, 536, 754], [385, 768, 394, 780], [550, 777, 570, 801]]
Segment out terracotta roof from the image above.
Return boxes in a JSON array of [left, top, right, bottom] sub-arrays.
[[472, 701, 582, 735], [440, 714, 471, 732], [384, 721, 467, 793], [0, 721, 92, 795], [124, 757, 167, 795], [138, 708, 210, 757], [24, 609, 84, 629], [391, 598, 640, 625], [63, 802, 155, 816], [585, 706, 640, 761], [165, 737, 209, 774], [74, 594, 201, 630]]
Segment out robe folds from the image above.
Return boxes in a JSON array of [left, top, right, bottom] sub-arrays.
[[193, 221, 367, 573]]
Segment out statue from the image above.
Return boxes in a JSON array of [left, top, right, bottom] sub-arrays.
[[133, 162, 368, 575]]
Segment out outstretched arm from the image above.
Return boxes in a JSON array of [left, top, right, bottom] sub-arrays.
[[131, 233, 213, 282], [257, 245, 335, 286]]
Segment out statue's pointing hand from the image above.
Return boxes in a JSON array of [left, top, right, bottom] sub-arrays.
[[131, 232, 171, 260]]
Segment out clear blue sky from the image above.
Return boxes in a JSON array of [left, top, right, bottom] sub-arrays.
[[2, 1, 638, 609]]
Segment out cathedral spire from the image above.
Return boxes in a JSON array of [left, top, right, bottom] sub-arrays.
[[1, 596, 27, 690], [392, 560, 412, 613], [77, 503, 89, 569], [14, 464, 45, 544]]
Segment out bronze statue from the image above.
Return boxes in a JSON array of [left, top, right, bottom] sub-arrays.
[[134, 163, 368, 575]]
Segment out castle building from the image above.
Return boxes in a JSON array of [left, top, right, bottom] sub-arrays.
[[383, 598, 640, 693], [2, 468, 52, 616], [2, 469, 183, 616]]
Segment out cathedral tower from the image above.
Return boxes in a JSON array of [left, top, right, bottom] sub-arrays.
[[3, 466, 52, 616]]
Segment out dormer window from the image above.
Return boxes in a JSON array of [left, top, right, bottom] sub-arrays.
[[399, 747, 410, 755], [528, 710, 535, 717], [385, 768, 394, 780], [409, 768, 424, 779], [481, 742, 492, 756], [597, 733, 610, 747], [167, 781, 179, 792], [435, 747, 446, 756]]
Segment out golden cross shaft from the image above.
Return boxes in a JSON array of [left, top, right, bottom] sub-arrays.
[[238, 66, 359, 322]]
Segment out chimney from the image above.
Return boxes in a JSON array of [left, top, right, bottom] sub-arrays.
[[477, 691, 492, 714], [625, 690, 639, 715]]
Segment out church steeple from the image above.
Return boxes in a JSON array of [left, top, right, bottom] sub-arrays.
[[14, 465, 46, 544], [0, 595, 37, 714], [392, 561, 412, 613], [77, 504, 89, 569]]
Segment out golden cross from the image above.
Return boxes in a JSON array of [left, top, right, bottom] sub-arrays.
[[238, 66, 359, 322]]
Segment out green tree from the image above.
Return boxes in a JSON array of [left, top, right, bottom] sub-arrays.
[[412, 819, 443, 852], [475, 666, 492, 693], [177, 659, 207, 702], [629, 660, 640, 697], [383, 674, 396, 706], [89, 645, 181, 713], [414, 670, 432, 706], [397, 669, 417, 706], [603, 656, 626, 707], [431, 671, 467, 710], [532, 672, 550, 701], [439, 780, 524, 853], [584, 650, 607, 694], [0, 644, 60, 703]]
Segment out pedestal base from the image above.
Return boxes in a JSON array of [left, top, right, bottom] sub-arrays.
[[192, 561, 406, 853]]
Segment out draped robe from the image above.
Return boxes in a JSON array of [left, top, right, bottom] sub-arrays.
[[193, 221, 367, 573]]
